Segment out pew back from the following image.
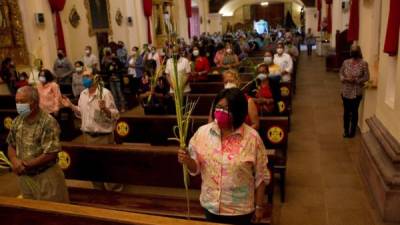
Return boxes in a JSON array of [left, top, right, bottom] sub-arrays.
[[60, 143, 202, 189], [114, 115, 289, 152], [0, 196, 221, 225]]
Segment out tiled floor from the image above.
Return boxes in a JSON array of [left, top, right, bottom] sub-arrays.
[[272, 52, 397, 225]]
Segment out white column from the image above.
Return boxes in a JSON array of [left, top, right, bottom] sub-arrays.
[[133, 0, 151, 46], [305, 7, 318, 35], [174, 0, 189, 41], [198, 0, 207, 34]]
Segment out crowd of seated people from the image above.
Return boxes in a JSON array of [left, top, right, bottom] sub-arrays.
[[0, 28, 299, 119]]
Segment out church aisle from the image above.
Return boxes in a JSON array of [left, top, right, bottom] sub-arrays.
[[272, 52, 395, 225]]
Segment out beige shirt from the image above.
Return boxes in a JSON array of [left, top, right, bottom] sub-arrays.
[[76, 87, 119, 133], [82, 54, 99, 72]]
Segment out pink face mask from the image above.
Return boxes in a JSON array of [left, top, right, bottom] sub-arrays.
[[214, 108, 232, 129]]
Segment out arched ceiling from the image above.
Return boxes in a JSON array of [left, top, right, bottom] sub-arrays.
[[219, 0, 305, 16]]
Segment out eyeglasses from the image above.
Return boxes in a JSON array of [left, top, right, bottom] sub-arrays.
[[215, 105, 229, 111]]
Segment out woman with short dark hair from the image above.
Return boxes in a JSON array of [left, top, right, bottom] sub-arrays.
[[340, 45, 369, 138], [178, 88, 270, 225], [37, 69, 62, 115]]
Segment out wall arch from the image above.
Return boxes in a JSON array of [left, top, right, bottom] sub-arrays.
[[219, 0, 304, 16]]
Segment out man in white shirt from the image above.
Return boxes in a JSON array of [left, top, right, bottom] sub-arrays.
[[61, 72, 122, 191], [274, 43, 293, 82], [165, 48, 191, 94], [82, 46, 99, 73]]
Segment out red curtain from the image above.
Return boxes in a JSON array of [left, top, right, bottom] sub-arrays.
[[184, 0, 192, 39], [48, 0, 66, 53], [317, 0, 322, 31], [383, 0, 400, 56], [325, 0, 332, 34], [347, 0, 359, 42], [143, 0, 153, 44]]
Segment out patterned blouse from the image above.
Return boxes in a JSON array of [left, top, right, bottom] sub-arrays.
[[37, 82, 62, 114], [188, 122, 271, 216], [340, 59, 369, 99]]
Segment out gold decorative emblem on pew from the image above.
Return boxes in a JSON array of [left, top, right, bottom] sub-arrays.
[[116, 121, 130, 137], [278, 101, 286, 113], [280, 87, 290, 96], [3, 117, 13, 130], [58, 151, 71, 170], [267, 126, 284, 144]]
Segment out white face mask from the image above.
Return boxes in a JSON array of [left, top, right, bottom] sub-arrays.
[[276, 48, 284, 54], [224, 82, 237, 89], [39, 76, 46, 83], [257, 73, 268, 81], [264, 56, 273, 64], [85, 50, 91, 55], [19, 77, 26, 81], [193, 50, 199, 56], [226, 48, 232, 54], [76, 67, 83, 72]]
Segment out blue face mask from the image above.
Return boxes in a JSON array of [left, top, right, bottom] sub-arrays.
[[16, 103, 31, 117], [82, 77, 93, 88]]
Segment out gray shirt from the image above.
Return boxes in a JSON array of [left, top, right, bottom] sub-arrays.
[[53, 58, 74, 79]]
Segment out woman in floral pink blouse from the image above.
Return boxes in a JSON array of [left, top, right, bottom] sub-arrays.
[[178, 88, 271, 224]]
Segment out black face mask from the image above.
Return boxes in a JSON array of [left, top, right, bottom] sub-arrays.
[[57, 53, 64, 59], [350, 51, 360, 59]]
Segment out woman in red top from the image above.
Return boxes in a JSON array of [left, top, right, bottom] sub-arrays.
[[191, 46, 210, 81], [254, 73, 274, 114]]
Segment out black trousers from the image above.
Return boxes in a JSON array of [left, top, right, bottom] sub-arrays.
[[307, 44, 313, 56], [204, 209, 253, 225], [342, 95, 362, 136]]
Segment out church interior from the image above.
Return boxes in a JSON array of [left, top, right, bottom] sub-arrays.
[[0, 0, 399, 224]]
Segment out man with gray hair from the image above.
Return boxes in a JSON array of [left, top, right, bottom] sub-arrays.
[[7, 86, 69, 203]]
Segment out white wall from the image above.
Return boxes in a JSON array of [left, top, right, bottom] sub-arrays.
[[18, 0, 162, 70], [18, 0, 57, 70], [331, 0, 349, 48], [359, 0, 400, 141], [206, 13, 223, 34], [305, 7, 318, 36]]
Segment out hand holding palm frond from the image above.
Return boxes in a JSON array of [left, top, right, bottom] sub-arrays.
[[171, 56, 198, 219]]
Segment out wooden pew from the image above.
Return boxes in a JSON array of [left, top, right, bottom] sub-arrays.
[[0, 94, 15, 109], [189, 81, 293, 115], [59, 143, 273, 224], [114, 115, 288, 202], [203, 72, 254, 82], [0, 196, 223, 225], [184, 93, 291, 116], [0, 108, 81, 142]]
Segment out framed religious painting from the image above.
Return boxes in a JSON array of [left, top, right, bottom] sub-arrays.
[[84, 0, 112, 36], [0, 0, 28, 65], [0, 0, 13, 48]]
